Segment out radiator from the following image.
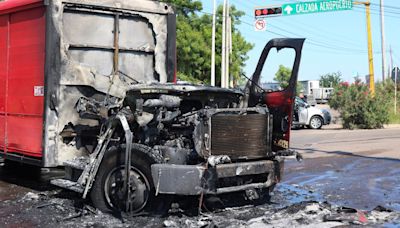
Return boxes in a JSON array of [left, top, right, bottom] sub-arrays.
[[210, 113, 272, 160]]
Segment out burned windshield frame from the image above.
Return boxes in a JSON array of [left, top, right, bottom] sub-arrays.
[[259, 48, 296, 93], [250, 39, 305, 96]]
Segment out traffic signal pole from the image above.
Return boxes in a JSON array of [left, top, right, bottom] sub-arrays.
[[379, 0, 387, 82], [395, 66, 398, 114], [354, 1, 375, 95]]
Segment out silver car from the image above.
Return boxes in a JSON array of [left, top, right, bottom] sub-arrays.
[[293, 97, 331, 129]]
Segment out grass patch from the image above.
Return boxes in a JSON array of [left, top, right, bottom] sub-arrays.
[[389, 111, 400, 124]]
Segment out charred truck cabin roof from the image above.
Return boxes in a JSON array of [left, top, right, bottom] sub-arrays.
[[0, 0, 304, 214]]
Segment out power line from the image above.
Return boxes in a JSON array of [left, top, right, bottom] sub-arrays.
[[231, 1, 377, 47], [240, 19, 384, 56], [272, 19, 363, 47], [173, 3, 393, 56], [239, 19, 380, 55], [353, 5, 400, 20], [242, 13, 364, 48], [266, 22, 371, 53], [231, 1, 373, 53], [370, 2, 400, 11]]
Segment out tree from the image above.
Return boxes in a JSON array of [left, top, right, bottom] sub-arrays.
[[162, 0, 202, 17], [319, 72, 342, 88], [274, 65, 303, 94], [274, 65, 291, 88], [329, 81, 390, 129], [162, 0, 253, 84]]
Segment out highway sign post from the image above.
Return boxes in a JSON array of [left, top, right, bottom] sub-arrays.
[[255, 0, 353, 18], [282, 0, 353, 16]]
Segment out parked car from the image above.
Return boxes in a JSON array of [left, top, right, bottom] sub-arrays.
[[293, 97, 331, 129]]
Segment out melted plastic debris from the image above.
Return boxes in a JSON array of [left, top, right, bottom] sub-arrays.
[[1, 187, 399, 228]]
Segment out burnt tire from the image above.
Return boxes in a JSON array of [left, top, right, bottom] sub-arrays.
[[309, 116, 323, 129], [90, 144, 156, 214]]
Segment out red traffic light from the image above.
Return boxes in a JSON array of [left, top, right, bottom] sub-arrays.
[[254, 7, 282, 17], [262, 9, 268, 15]]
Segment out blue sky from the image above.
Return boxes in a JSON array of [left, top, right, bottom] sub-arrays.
[[200, 0, 400, 83]]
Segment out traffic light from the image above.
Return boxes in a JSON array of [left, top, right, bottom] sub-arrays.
[[254, 7, 282, 18]]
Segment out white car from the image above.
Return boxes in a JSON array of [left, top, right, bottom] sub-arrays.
[[293, 97, 331, 129]]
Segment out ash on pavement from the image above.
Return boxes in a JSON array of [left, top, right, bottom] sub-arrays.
[[1, 155, 400, 228]]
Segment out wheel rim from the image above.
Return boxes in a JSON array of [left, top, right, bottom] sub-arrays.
[[104, 166, 150, 213], [310, 117, 322, 129]]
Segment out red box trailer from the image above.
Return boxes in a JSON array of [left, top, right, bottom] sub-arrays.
[[0, 0, 46, 161]]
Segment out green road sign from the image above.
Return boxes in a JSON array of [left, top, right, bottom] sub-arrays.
[[282, 0, 353, 16]]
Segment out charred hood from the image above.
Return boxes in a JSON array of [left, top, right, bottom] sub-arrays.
[[124, 83, 244, 108]]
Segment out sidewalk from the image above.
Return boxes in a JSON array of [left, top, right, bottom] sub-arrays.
[[323, 123, 400, 130], [384, 124, 400, 129]]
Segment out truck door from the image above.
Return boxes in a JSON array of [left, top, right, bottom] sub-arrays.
[[0, 5, 46, 158], [248, 38, 305, 152], [0, 15, 6, 152]]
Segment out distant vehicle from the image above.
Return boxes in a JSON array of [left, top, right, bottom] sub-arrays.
[[293, 97, 331, 129], [311, 87, 334, 104]]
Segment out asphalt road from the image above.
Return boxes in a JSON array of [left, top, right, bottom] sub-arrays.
[[291, 126, 400, 159], [284, 127, 400, 211]]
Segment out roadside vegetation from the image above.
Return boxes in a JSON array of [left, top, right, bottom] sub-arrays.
[[274, 65, 304, 94], [379, 81, 400, 124], [319, 72, 342, 87], [329, 78, 399, 129], [162, 0, 253, 85]]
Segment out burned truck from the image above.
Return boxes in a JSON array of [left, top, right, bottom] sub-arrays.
[[0, 0, 304, 213]]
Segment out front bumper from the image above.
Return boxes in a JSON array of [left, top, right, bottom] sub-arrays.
[[151, 158, 284, 195]]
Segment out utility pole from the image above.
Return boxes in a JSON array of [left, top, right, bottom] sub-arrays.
[[225, 0, 230, 88], [366, 2, 375, 94], [211, 0, 216, 86], [395, 66, 398, 114], [380, 0, 387, 81], [221, 0, 227, 88], [354, 1, 375, 95], [390, 46, 393, 77], [229, 16, 234, 88]]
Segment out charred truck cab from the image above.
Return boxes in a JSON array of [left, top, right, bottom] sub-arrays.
[[0, 0, 304, 214]]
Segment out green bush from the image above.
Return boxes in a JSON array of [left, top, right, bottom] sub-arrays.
[[329, 80, 390, 129], [376, 80, 400, 124]]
